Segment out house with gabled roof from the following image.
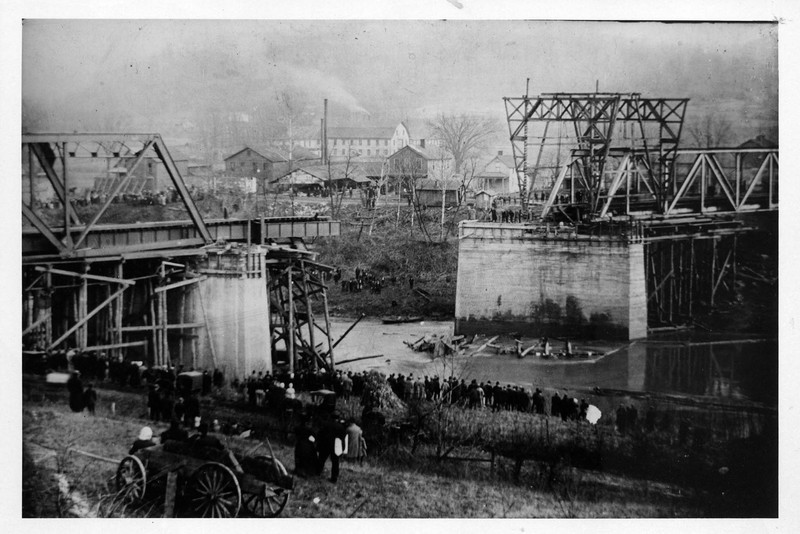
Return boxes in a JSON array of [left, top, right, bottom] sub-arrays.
[[475, 151, 517, 194], [223, 145, 320, 183], [387, 144, 453, 181]]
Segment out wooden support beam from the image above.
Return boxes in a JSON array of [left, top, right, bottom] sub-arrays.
[[78, 264, 88, 347], [178, 287, 186, 365], [35, 266, 136, 286], [122, 322, 204, 332], [47, 287, 127, 351], [22, 311, 51, 336], [712, 247, 733, 301], [160, 287, 169, 366], [83, 340, 147, 352], [149, 279, 158, 365], [300, 261, 318, 372], [288, 268, 295, 375], [153, 276, 206, 293], [115, 262, 124, 362]]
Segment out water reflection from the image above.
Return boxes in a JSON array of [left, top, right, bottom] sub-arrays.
[[328, 319, 777, 407], [639, 341, 777, 405]]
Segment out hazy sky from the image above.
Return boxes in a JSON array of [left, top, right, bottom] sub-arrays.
[[21, 19, 778, 136]]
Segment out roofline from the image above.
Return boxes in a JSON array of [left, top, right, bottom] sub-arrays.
[[224, 146, 289, 162]]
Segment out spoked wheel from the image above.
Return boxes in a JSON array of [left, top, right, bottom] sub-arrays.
[[115, 455, 147, 502], [243, 456, 291, 517], [185, 462, 242, 518]]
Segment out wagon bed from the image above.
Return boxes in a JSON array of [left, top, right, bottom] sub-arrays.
[[116, 437, 293, 518]]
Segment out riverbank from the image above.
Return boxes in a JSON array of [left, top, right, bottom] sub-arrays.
[[23, 382, 712, 518]]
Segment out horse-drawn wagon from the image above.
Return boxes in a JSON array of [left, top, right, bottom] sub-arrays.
[[116, 436, 293, 518]]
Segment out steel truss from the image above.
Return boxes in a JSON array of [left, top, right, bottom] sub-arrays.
[[21, 133, 213, 258], [266, 246, 336, 374], [667, 148, 778, 215], [504, 92, 688, 219]]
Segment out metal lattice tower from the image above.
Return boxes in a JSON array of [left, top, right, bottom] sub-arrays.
[[504, 91, 689, 220]]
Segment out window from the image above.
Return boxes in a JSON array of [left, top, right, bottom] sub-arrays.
[[384, 149, 388, 155], [367, 149, 371, 156], [253, 162, 258, 172]]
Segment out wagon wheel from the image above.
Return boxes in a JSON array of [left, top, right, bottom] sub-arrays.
[[185, 462, 242, 518], [243, 456, 291, 517], [115, 455, 147, 501]]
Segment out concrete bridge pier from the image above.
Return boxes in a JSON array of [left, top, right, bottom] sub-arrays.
[[455, 222, 648, 340]]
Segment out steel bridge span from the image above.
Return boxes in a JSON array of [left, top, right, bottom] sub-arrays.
[[453, 91, 779, 338], [21, 133, 342, 375]]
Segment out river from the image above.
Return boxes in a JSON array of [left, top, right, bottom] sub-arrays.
[[326, 318, 777, 407]]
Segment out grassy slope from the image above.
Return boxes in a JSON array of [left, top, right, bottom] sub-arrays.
[[314, 205, 460, 318], [22, 384, 701, 518]]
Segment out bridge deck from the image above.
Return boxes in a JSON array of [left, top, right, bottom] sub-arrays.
[[22, 216, 340, 263]]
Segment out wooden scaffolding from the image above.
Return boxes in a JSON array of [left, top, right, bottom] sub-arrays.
[[265, 243, 336, 374]]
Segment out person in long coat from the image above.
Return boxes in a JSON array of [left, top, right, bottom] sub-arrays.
[[83, 384, 97, 415], [344, 420, 366, 463], [316, 415, 348, 483], [294, 424, 319, 478], [67, 371, 84, 412]]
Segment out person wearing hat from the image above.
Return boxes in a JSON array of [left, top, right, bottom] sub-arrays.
[[129, 427, 156, 454], [316, 413, 348, 483]]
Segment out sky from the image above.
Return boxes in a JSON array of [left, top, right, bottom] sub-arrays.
[[20, 19, 779, 142]]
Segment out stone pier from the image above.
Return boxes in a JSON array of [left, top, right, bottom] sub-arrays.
[[455, 222, 647, 340], [191, 244, 272, 376]]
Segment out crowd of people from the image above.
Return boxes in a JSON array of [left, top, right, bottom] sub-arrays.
[[293, 412, 367, 483], [385, 372, 591, 420], [230, 368, 369, 410], [335, 266, 404, 295]]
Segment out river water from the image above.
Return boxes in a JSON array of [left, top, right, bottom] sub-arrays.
[[327, 318, 777, 407]]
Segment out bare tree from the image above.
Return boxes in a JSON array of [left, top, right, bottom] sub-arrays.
[[441, 154, 481, 240], [389, 150, 434, 242], [425, 114, 498, 176], [326, 148, 360, 220], [686, 112, 733, 148]]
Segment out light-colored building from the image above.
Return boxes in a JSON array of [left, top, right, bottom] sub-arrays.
[[273, 163, 374, 194], [402, 118, 444, 151], [296, 123, 411, 160], [475, 152, 517, 194]]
